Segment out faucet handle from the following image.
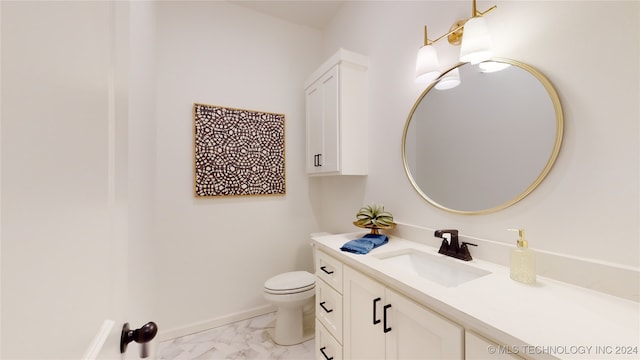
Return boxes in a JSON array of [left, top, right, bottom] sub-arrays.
[[438, 237, 450, 254], [458, 242, 477, 261]]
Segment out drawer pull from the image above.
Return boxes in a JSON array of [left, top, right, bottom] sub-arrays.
[[383, 304, 392, 333], [320, 346, 333, 360], [372, 297, 381, 325], [320, 266, 334, 275], [319, 301, 333, 313]]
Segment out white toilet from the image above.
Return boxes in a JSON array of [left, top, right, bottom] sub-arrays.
[[263, 270, 315, 345]]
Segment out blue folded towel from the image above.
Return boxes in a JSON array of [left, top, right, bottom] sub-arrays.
[[340, 234, 389, 255]]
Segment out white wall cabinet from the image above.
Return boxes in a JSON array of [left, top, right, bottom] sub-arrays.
[[305, 49, 368, 175], [343, 265, 464, 360]]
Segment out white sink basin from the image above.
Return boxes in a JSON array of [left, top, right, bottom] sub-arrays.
[[374, 249, 491, 287]]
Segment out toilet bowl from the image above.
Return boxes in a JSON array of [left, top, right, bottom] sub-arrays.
[[264, 271, 315, 345]]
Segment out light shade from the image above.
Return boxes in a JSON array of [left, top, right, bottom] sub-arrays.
[[435, 68, 461, 90], [478, 61, 511, 73], [459, 16, 493, 64], [415, 45, 441, 84]]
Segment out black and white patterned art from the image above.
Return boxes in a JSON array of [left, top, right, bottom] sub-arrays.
[[193, 103, 285, 197]]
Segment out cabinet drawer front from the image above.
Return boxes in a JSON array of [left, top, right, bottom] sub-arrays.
[[316, 279, 343, 342], [316, 320, 343, 360], [316, 251, 343, 292]]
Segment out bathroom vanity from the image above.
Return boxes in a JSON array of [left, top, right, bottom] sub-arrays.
[[312, 233, 639, 360]]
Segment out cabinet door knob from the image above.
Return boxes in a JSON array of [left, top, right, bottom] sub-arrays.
[[319, 301, 333, 313], [319, 346, 334, 360], [372, 297, 382, 325], [383, 304, 392, 333]]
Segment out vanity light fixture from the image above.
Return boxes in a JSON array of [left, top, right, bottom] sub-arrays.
[[415, 0, 497, 84], [434, 68, 461, 90], [479, 61, 511, 73], [415, 36, 441, 84]]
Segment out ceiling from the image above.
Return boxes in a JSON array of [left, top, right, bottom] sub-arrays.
[[228, 1, 345, 29]]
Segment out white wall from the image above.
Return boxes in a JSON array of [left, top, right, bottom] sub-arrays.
[[315, 1, 639, 268], [152, 2, 322, 331]]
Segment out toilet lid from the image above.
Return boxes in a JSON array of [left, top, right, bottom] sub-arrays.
[[264, 271, 315, 293]]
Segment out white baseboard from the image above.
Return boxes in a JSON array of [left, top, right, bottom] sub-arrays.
[[157, 304, 276, 342]]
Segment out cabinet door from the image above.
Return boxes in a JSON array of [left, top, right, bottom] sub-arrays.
[[465, 331, 522, 360], [305, 79, 323, 173], [343, 266, 386, 360], [305, 66, 340, 174], [385, 289, 463, 360], [320, 65, 339, 173]]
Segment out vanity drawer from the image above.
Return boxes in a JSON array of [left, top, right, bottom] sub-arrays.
[[316, 250, 343, 292], [316, 319, 343, 360], [316, 278, 343, 342]]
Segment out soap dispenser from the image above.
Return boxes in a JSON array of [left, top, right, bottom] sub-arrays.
[[508, 228, 536, 284]]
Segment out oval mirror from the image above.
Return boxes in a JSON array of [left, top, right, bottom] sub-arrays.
[[402, 58, 563, 214]]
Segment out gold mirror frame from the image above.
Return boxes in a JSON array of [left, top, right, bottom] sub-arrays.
[[402, 58, 564, 215]]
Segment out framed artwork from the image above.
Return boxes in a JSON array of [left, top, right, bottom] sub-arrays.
[[193, 103, 285, 197]]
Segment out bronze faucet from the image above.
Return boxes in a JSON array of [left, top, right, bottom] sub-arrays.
[[434, 229, 477, 261]]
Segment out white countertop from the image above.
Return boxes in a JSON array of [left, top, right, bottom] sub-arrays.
[[312, 232, 640, 360]]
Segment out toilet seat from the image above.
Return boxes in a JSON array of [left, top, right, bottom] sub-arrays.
[[264, 271, 315, 295]]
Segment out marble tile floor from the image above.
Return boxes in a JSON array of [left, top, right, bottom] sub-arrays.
[[157, 312, 315, 360]]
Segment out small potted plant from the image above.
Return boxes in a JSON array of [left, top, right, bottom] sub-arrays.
[[353, 203, 395, 234]]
